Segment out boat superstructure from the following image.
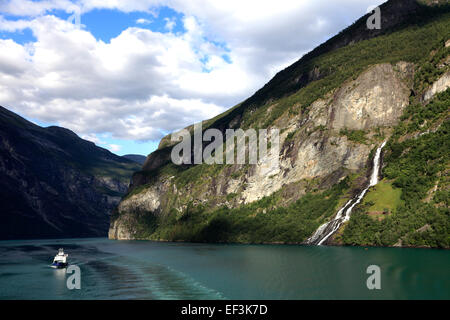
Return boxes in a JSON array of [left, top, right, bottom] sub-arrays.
[[51, 248, 69, 268]]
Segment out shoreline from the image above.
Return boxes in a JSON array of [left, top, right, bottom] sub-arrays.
[[107, 236, 450, 250], [1, 236, 447, 250]]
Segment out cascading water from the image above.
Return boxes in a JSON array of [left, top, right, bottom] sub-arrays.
[[306, 141, 387, 246]]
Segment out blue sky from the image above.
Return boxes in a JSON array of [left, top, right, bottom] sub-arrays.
[[0, 21, 36, 44], [0, 0, 385, 156], [1, 5, 185, 42], [80, 7, 185, 42]]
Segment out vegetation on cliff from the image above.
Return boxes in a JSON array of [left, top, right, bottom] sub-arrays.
[[340, 90, 450, 248], [134, 178, 350, 243], [339, 33, 450, 248]]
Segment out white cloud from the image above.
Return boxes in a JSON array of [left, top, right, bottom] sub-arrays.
[[81, 133, 105, 145], [0, 0, 386, 146], [108, 144, 121, 152], [0, 0, 75, 16], [0, 14, 230, 141], [164, 17, 176, 31], [136, 18, 151, 25]]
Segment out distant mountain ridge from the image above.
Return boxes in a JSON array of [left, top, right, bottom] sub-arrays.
[[0, 106, 140, 240], [123, 154, 147, 165]]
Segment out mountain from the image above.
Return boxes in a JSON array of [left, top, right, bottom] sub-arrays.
[[0, 106, 141, 240], [109, 0, 450, 248], [123, 154, 147, 165]]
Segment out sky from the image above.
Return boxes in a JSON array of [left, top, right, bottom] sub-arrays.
[[0, 0, 386, 156]]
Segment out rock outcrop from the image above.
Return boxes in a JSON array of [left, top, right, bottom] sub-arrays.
[[330, 64, 411, 131], [424, 71, 450, 101]]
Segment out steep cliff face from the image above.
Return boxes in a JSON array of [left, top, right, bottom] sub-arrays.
[[0, 107, 140, 240], [110, 1, 449, 247], [109, 62, 413, 240]]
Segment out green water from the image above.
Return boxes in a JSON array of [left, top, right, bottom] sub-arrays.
[[0, 238, 448, 299]]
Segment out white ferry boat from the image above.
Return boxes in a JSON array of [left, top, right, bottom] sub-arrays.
[[51, 248, 69, 268]]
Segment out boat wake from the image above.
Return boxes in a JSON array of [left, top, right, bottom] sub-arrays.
[[306, 141, 387, 246]]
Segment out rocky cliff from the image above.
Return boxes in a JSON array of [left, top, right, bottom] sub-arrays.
[[110, 0, 449, 248], [0, 107, 140, 240]]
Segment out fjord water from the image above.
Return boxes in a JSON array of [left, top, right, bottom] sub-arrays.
[[0, 238, 448, 300]]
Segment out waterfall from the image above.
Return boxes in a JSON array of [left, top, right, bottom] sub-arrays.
[[306, 141, 387, 246]]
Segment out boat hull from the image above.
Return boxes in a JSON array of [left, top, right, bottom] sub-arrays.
[[51, 262, 68, 269]]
